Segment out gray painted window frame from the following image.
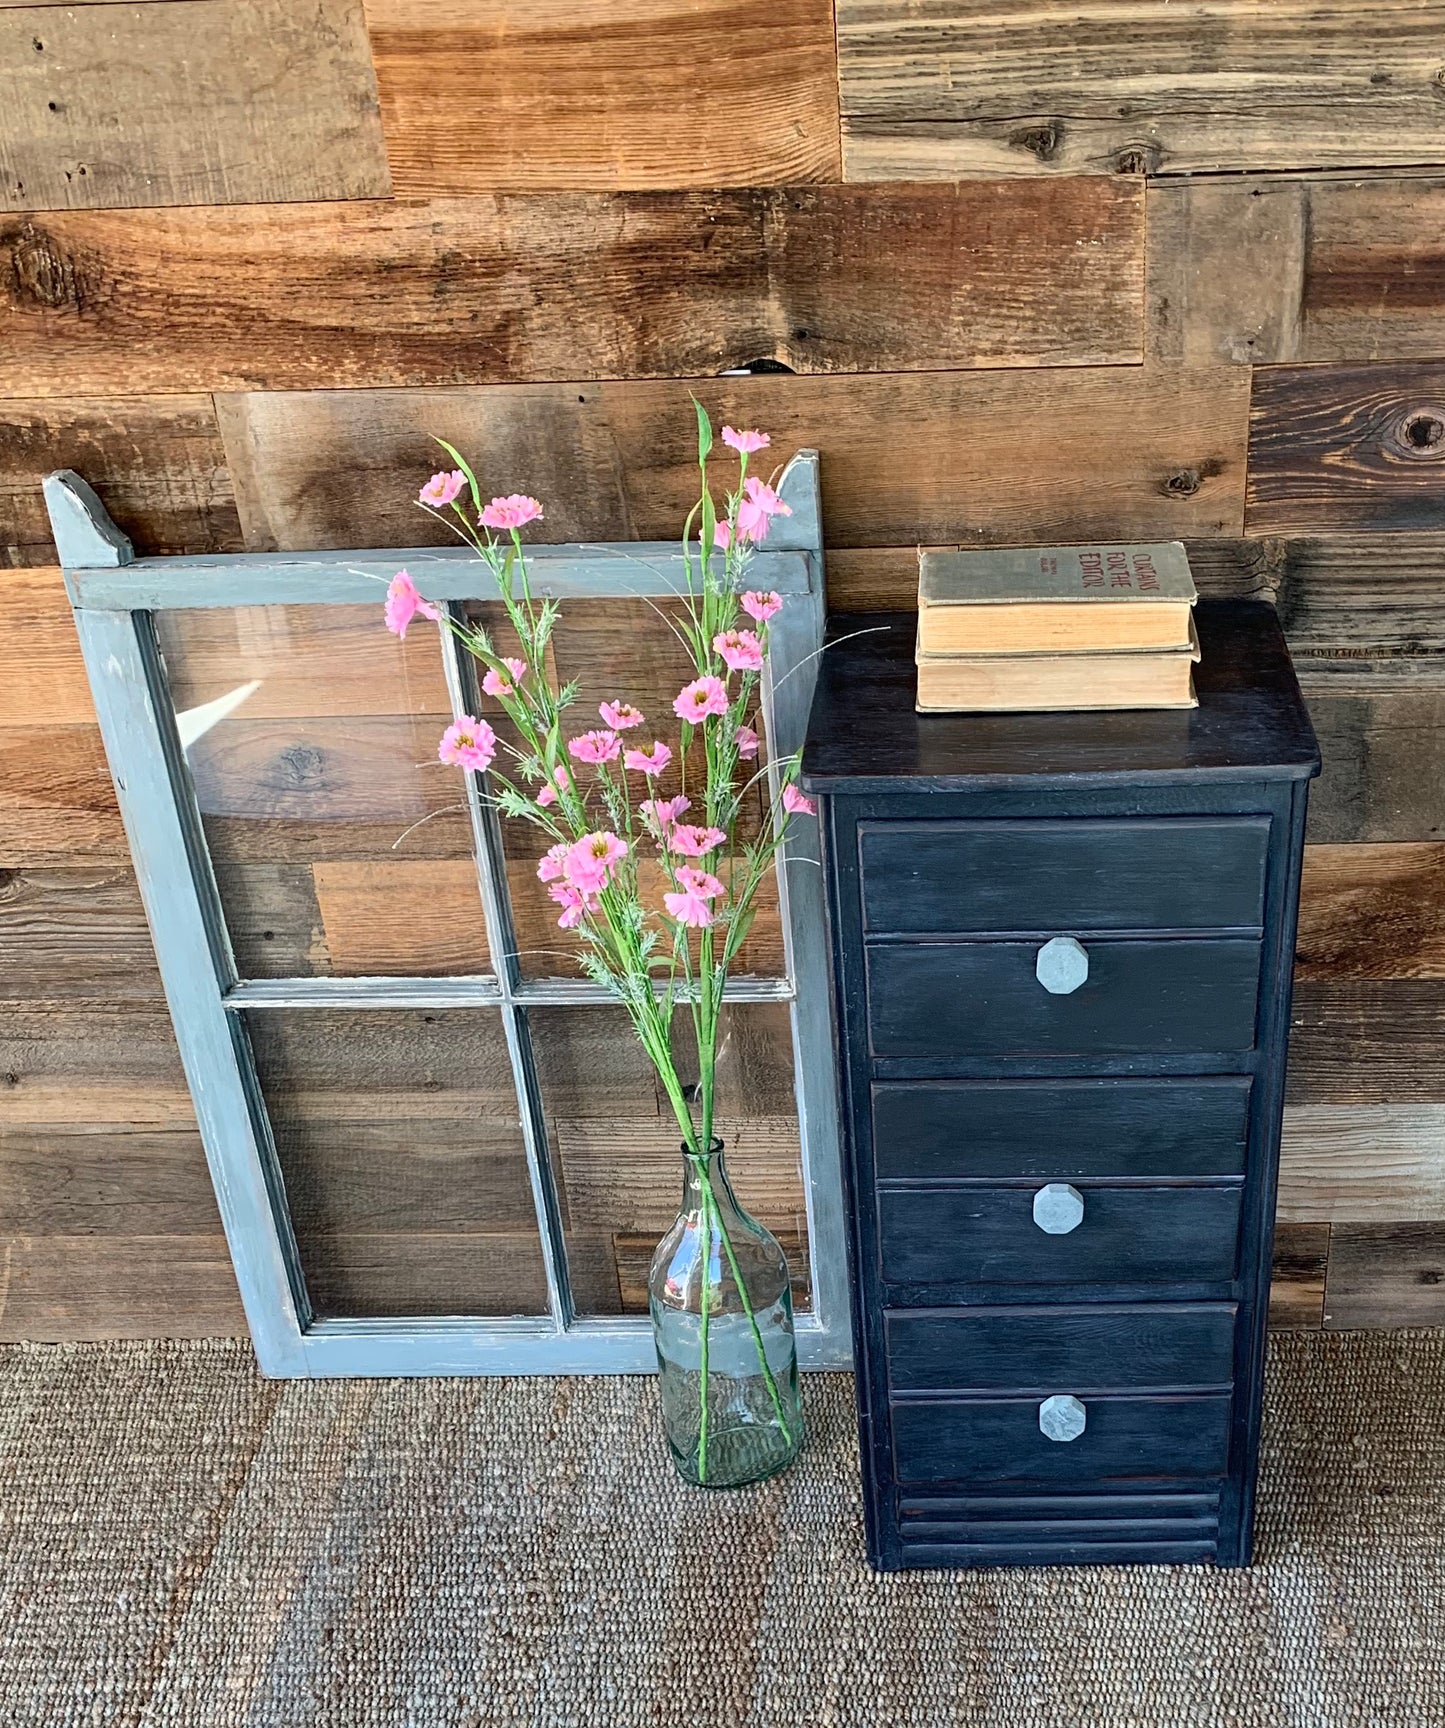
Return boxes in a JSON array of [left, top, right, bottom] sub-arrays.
[[45, 454, 851, 1377]]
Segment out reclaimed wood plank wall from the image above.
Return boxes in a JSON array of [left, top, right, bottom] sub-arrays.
[[4, 0, 1445, 1338]]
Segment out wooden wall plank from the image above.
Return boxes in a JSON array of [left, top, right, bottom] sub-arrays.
[[217, 370, 1249, 554], [1276, 534, 1445, 655], [1298, 844, 1445, 981], [0, 395, 240, 567], [1248, 363, 1445, 535], [0, 1127, 219, 1237], [0, 0, 389, 211], [363, 0, 840, 193], [1279, 1103, 1445, 1222], [0, 864, 161, 1004], [312, 860, 492, 976], [837, 0, 1445, 180], [0, 1234, 244, 1340], [1301, 678, 1445, 844], [1, 181, 1143, 397], [0, 567, 93, 724], [0, 723, 127, 863], [1268, 1222, 1330, 1330], [1324, 1223, 1445, 1329], [1288, 981, 1445, 1105]]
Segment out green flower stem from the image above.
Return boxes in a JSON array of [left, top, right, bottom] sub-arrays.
[[697, 1176, 712, 1483]]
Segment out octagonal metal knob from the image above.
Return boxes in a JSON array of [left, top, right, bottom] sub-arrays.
[[1036, 936, 1089, 994], [1039, 1394, 1087, 1443], [1033, 1182, 1085, 1235]]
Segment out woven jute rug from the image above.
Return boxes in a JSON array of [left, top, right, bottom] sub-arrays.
[[1, 1331, 1442, 1727]]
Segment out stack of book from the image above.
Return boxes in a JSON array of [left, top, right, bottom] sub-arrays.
[[915, 542, 1200, 713]]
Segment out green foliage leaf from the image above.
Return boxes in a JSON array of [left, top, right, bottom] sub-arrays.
[[434, 438, 483, 516], [693, 398, 713, 467]]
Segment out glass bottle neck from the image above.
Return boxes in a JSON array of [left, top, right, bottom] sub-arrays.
[[680, 1139, 736, 1212]]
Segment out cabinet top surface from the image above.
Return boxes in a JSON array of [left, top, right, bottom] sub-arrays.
[[800, 600, 1321, 794]]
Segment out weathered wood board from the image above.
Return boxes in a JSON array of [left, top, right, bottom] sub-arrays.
[[0, 568, 96, 724], [1297, 844, 1445, 980], [1301, 675, 1445, 844], [837, 0, 1445, 180], [0, 395, 240, 567], [1279, 1103, 1445, 1222], [1, 181, 1143, 396], [0, 864, 163, 1004], [0, 0, 389, 211], [0, 723, 128, 863], [1288, 981, 1445, 1105], [1324, 1223, 1445, 1328], [363, 0, 840, 192], [217, 370, 1248, 553], [0, 1233, 245, 1341], [1268, 1222, 1331, 1330]]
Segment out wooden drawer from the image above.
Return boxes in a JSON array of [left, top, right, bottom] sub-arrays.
[[877, 1184, 1242, 1291], [891, 1393, 1233, 1487], [859, 817, 1269, 935], [886, 1303, 1237, 1393], [866, 937, 1261, 1060], [872, 1078, 1251, 1180]]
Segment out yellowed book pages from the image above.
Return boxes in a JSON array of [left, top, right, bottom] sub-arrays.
[[916, 629, 1200, 713], [918, 596, 1194, 654]]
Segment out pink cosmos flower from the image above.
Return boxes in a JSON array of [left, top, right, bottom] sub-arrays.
[[667, 823, 727, 858], [673, 675, 729, 724], [740, 590, 783, 624], [599, 701, 644, 731], [664, 886, 715, 928], [418, 470, 466, 509], [714, 628, 763, 674], [735, 725, 759, 760], [714, 520, 732, 551], [479, 494, 544, 531], [782, 783, 815, 817], [568, 729, 621, 766], [549, 883, 596, 930], [482, 655, 527, 698], [438, 716, 497, 773], [737, 476, 792, 543], [641, 795, 691, 833], [624, 741, 672, 776], [384, 570, 441, 638], [722, 427, 771, 455], [536, 765, 573, 808], [676, 865, 724, 899], [536, 841, 570, 884], [566, 830, 628, 893]]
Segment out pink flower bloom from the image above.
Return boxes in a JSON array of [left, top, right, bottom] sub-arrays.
[[667, 823, 727, 858], [740, 590, 783, 624], [599, 700, 644, 731], [714, 520, 732, 551], [536, 765, 573, 808], [782, 783, 815, 817], [676, 865, 724, 899], [722, 426, 770, 455], [713, 628, 763, 674], [418, 469, 466, 509], [568, 729, 621, 766], [624, 741, 672, 776], [549, 883, 596, 930], [664, 887, 715, 928], [566, 830, 628, 893], [641, 795, 691, 833], [736, 476, 792, 543], [384, 569, 441, 638], [536, 841, 570, 884], [479, 494, 544, 531], [735, 724, 759, 761], [438, 715, 497, 773], [482, 655, 527, 698], [673, 675, 729, 724]]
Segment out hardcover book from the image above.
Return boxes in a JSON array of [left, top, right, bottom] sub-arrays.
[[915, 621, 1201, 713]]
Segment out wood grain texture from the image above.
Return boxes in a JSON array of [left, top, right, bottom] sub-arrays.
[[0, 1009, 194, 1129], [1304, 175, 1445, 365], [312, 860, 491, 976], [0, 0, 389, 211], [0, 864, 161, 1004], [1323, 1223, 1445, 1328], [363, 0, 840, 192], [1276, 534, 1445, 656], [1301, 678, 1445, 843], [0, 1127, 219, 1236], [218, 370, 1248, 555], [837, 0, 1445, 179], [1248, 363, 1445, 535], [0, 1233, 243, 1340], [1279, 1104, 1445, 1222], [0, 723, 127, 863], [1297, 844, 1445, 980], [1268, 1223, 1329, 1330], [0, 567, 94, 723], [0, 395, 240, 567], [1, 181, 1142, 397], [1288, 980, 1445, 1104]]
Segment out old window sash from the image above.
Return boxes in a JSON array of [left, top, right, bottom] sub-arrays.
[[46, 454, 850, 1377]]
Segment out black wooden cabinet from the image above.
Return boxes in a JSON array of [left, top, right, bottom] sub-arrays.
[[801, 601, 1320, 1570]]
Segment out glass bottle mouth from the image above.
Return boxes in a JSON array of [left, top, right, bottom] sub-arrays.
[[681, 1138, 726, 1160]]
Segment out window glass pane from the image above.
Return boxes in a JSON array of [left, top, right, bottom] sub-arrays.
[[529, 1001, 810, 1317], [246, 1008, 546, 1317], [158, 605, 491, 979], [464, 597, 786, 981]]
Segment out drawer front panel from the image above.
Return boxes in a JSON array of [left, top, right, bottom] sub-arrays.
[[891, 1393, 1233, 1487], [867, 939, 1262, 1060], [872, 1078, 1252, 1180], [886, 1304, 1238, 1392], [859, 817, 1269, 935], [878, 1185, 1242, 1290]]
